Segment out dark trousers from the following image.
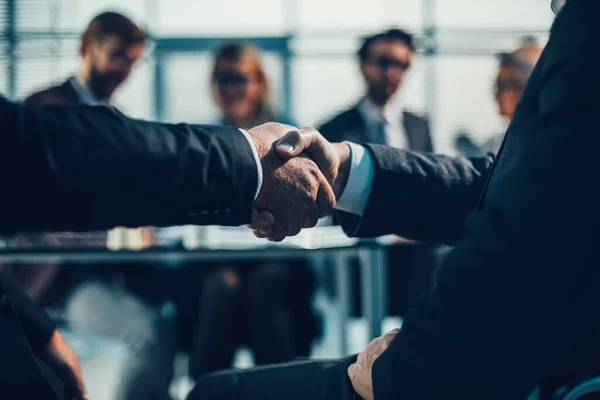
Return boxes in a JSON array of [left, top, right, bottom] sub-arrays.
[[187, 356, 358, 400], [186, 261, 318, 378]]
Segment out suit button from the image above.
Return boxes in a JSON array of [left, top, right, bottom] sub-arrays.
[[187, 212, 196, 218], [200, 211, 209, 216], [225, 209, 231, 213], [213, 210, 220, 214]]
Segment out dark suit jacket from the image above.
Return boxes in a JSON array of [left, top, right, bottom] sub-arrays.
[[334, 0, 600, 398], [21, 78, 159, 307], [0, 95, 260, 395], [190, 355, 358, 400], [24, 78, 84, 106], [319, 105, 433, 152]]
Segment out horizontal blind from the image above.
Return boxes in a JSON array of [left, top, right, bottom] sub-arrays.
[[2, 0, 554, 155], [12, 0, 79, 99]]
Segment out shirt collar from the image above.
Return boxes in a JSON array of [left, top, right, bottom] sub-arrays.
[[69, 76, 108, 106], [358, 96, 403, 125]]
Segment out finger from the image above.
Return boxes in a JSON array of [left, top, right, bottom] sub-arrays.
[[247, 224, 273, 237], [274, 129, 303, 158], [252, 229, 270, 239], [303, 212, 319, 229], [316, 177, 336, 218], [356, 351, 365, 365], [286, 219, 304, 238], [275, 127, 338, 182], [298, 127, 338, 181], [382, 328, 401, 344], [347, 363, 358, 382], [247, 209, 275, 230], [386, 328, 401, 336], [269, 224, 287, 242]]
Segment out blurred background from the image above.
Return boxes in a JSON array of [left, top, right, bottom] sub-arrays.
[[0, 1, 555, 399], [3, 0, 553, 154]]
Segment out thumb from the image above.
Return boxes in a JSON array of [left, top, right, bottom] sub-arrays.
[[275, 127, 339, 183], [275, 129, 304, 159]]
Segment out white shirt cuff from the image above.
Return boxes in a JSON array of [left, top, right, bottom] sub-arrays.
[[239, 129, 262, 199], [334, 142, 374, 216]]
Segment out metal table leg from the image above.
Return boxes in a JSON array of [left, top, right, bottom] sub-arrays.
[[359, 246, 388, 340], [334, 250, 352, 356]]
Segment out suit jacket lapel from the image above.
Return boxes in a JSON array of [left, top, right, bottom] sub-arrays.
[[346, 106, 371, 143], [61, 78, 88, 104], [403, 112, 419, 151]]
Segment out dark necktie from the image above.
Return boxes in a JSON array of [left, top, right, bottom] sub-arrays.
[[371, 119, 388, 145]]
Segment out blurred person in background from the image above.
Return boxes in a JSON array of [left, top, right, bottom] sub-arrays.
[[25, 11, 146, 106], [455, 36, 543, 157], [5, 12, 179, 400], [185, 42, 320, 379], [211, 42, 294, 128], [319, 28, 432, 151], [319, 28, 441, 321]]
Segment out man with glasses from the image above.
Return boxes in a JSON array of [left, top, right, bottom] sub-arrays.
[[319, 28, 432, 153], [319, 28, 439, 328], [25, 11, 147, 106]]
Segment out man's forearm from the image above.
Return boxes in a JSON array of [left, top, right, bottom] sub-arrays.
[[0, 98, 259, 233], [335, 145, 494, 244]]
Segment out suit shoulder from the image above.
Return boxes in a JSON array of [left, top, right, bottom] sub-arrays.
[[23, 81, 72, 105], [318, 108, 359, 134]]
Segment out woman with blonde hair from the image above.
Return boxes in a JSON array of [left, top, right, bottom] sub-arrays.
[[211, 42, 294, 129]]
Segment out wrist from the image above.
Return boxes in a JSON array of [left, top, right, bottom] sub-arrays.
[[332, 143, 351, 199]]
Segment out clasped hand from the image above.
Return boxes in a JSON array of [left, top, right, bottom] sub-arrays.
[[247, 123, 350, 242]]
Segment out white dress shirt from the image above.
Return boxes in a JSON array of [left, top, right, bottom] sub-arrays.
[[238, 129, 263, 199], [357, 97, 408, 150], [334, 142, 375, 216], [69, 76, 107, 106], [334, 97, 405, 217]]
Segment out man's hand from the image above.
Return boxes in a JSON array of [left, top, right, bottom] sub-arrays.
[[42, 330, 89, 400], [348, 328, 400, 400], [248, 123, 336, 242], [248, 127, 351, 240], [275, 127, 351, 199]]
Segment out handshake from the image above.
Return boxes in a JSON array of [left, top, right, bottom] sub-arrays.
[[246, 123, 352, 242]]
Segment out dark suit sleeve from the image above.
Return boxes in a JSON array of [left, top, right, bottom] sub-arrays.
[[0, 98, 259, 234], [337, 145, 494, 245], [0, 278, 56, 354], [371, 1, 600, 398]]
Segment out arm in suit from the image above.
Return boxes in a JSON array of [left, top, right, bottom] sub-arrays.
[[0, 279, 56, 354], [360, 1, 600, 398], [337, 145, 494, 245], [0, 97, 259, 234]]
